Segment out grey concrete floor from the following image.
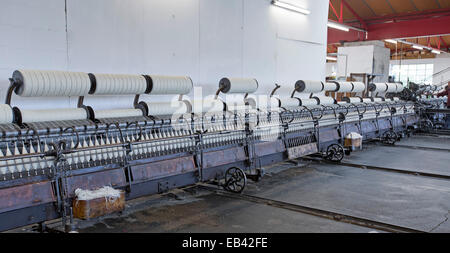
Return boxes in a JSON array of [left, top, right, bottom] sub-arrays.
[[72, 135, 450, 233]]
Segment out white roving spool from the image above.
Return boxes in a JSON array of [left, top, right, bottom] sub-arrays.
[[336, 81, 353, 92], [192, 99, 226, 114], [324, 82, 338, 92], [20, 108, 88, 123], [352, 82, 366, 93], [0, 105, 14, 124], [346, 97, 363, 103], [94, 109, 144, 119], [370, 83, 388, 93], [386, 83, 397, 93], [145, 101, 189, 116], [396, 83, 404, 93], [313, 96, 336, 105], [92, 73, 147, 95], [295, 80, 324, 93], [279, 97, 301, 108], [219, 78, 258, 94], [148, 75, 193, 95], [300, 98, 319, 106], [13, 70, 91, 97]]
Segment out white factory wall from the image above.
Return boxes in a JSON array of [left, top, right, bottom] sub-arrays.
[[0, 0, 329, 110], [390, 54, 450, 87]]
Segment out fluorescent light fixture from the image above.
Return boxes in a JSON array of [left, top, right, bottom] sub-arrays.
[[432, 49, 441, 54], [327, 21, 349, 32], [326, 56, 337, 61], [412, 45, 423, 50], [272, 0, 310, 15], [385, 39, 397, 44]]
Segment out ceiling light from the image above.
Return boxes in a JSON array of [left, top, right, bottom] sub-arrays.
[[327, 21, 349, 32], [432, 49, 441, 54], [385, 39, 397, 44], [326, 56, 337, 61], [272, 0, 310, 15], [412, 45, 423, 50]]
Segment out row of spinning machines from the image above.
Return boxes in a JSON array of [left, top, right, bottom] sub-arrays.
[[0, 69, 445, 232]]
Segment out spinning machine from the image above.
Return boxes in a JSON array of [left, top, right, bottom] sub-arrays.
[[0, 70, 434, 232]]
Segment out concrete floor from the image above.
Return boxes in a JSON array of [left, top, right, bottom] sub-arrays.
[[68, 135, 450, 232]]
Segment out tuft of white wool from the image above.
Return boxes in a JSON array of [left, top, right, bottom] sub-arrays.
[[346, 132, 363, 140], [75, 186, 121, 201]]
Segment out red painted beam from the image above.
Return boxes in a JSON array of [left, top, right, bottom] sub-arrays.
[[329, 1, 339, 20], [328, 28, 366, 44], [367, 15, 450, 40], [344, 7, 450, 25], [328, 15, 450, 44]]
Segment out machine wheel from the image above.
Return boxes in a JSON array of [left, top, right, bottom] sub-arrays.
[[224, 167, 247, 193], [421, 120, 434, 132], [382, 130, 398, 145], [326, 144, 345, 162]]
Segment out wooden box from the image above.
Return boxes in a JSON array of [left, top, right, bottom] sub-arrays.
[[344, 137, 362, 149], [73, 191, 125, 220]]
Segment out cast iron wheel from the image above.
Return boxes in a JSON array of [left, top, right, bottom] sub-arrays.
[[382, 130, 398, 145], [421, 120, 434, 132], [224, 167, 247, 193], [326, 144, 345, 162]]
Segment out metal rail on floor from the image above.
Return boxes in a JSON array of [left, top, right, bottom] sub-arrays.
[[198, 185, 426, 233], [304, 157, 450, 181], [389, 144, 450, 152]]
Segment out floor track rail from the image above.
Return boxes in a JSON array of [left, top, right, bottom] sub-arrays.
[[198, 185, 426, 233], [304, 157, 450, 181]]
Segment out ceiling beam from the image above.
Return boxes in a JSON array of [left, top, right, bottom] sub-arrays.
[[440, 36, 449, 52], [341, 0, 368, 30], [409, 0, 419, 11], [328, 15, 450, 44], [329, 0, 340, 20], [385, 0, 397, 14], [361, 0, 377, 16], [343, 7, 450, 25], [434, 0, 442, 8]]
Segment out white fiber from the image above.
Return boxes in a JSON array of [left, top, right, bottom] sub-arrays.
[[352, 82, 366, 93], [13, 70, 91, 97], [346, 132, 362, 140], [396, 83, 404, 93], [93, 73, 147, 95], [21, 108, 88, 123], [192, 99, 225, 114], [314, 96, 336, 105], [95, 109, 144, 119], [347, 97, 362, 103], [75, 186, 121, 201], [220, 78, 258, 94], [386, 83, 397, 93], [324, 82, 338, 92], [300, 98, 319, 106], [295, 80, 324, 93], [373, 97, 384, 102], [146, 101, 189, 116], [370, 83, 388, 93], [279, 97, 300, 108], [149, 75, 193, 95], [336, 81, 353, 92], [0, 105, 13, 124]]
